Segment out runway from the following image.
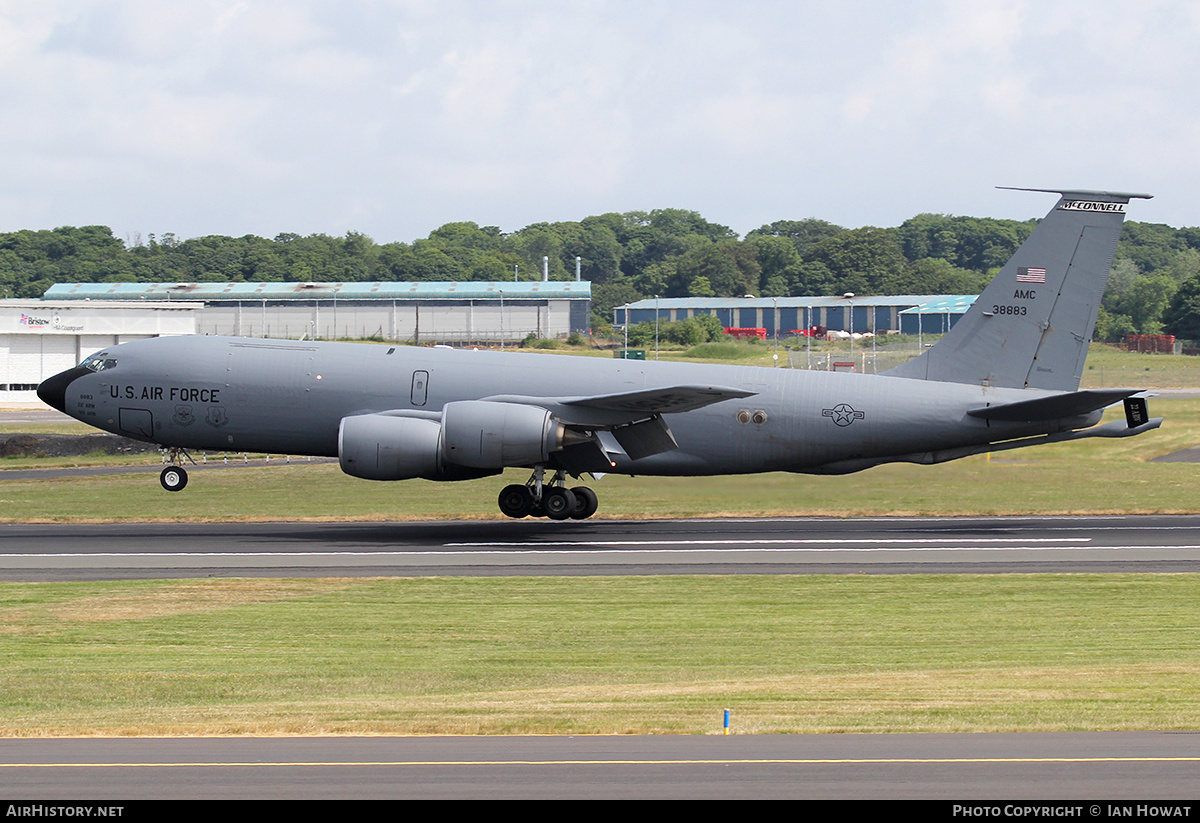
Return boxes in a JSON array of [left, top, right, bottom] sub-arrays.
[[4, 512, 1200, 799], [2, 732, 1198, 799], [2, 514, 1200, 579]]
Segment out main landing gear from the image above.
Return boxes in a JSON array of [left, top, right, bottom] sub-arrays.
[[498, 467, 599, 520], [159, 448, 193, 492]]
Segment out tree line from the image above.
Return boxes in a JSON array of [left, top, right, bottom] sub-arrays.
[[3, 208, 1200, 341]]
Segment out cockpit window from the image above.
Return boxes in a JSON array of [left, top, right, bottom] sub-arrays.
[[80, 356, 117, 372]]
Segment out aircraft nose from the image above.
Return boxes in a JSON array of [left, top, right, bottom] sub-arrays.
[[36, 366, 89, 413]]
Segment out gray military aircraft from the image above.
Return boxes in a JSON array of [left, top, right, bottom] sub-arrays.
[[37, 188, 1162, 519]]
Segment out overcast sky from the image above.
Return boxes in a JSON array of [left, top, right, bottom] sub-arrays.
[[2, 1, 1196, 245]]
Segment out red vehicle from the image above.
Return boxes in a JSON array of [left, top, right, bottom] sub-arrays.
[[723, 327, 767, 340]]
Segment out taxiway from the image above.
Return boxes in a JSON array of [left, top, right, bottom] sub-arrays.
[[2, 732, 1198, 799], [2, 514, 1200, 580]]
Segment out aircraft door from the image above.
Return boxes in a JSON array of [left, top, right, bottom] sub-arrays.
[[119, 407, 154, 439], [411, 370, 429, 406]]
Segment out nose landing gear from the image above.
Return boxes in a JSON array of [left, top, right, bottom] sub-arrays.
[[159, 447, 194, 492]]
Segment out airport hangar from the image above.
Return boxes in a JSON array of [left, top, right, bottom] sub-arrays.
[[614, 295, 977, 337], [3, 281, 592, 404]]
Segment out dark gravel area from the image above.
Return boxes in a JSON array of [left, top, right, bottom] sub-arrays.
[[0, 433, 159, 459]]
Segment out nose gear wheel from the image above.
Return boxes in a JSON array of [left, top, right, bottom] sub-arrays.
[[159, 447, 195, 492]]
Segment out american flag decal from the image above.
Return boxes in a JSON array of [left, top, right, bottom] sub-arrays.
[[1017, 266, 1047, 283]]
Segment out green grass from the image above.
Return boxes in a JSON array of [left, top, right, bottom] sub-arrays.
[[1080, 345, 1200, 388], [2, 574, 1198, 736], [680, 341, 765, 360], [0, 454, 1195, 522]]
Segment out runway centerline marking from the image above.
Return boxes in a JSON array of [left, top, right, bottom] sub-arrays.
[[10, 541, 1200, 563], [4, 755, 1200, 768], [444, 538, 1093, 548]]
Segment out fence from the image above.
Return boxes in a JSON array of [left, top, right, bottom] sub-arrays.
[[786, 341, 924, 374]]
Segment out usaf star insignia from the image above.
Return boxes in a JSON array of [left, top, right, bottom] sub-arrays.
[[822, 403, 865, 427]]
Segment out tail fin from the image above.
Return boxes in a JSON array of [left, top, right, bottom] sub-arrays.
[[885, 188, 1152, 391]]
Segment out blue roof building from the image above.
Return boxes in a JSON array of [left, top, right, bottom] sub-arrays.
[[614, 294, 976, 337]]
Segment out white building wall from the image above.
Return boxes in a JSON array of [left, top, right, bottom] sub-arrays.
[[0, 302, 195, 402], [193, 299, 573, 342]]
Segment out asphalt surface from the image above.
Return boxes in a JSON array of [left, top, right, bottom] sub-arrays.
[[2, 732, 1198, 800], [3, 514, 1200, 580]]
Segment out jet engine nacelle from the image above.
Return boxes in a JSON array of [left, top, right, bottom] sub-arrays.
[[440, 400, 563, 468], [338, 413, 443, 481], [338, 400, 569, 481]]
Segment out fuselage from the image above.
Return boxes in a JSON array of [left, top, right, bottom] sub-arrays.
[[41, 335, 1093, 477]]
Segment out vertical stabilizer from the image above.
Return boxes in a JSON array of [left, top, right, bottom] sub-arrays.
[[885, 188, 1151, 391]]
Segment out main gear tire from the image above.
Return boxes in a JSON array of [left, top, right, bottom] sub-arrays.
[[498, 484, 534, 518], [569, 486, 599, 520], [542, 487, 577, 521]]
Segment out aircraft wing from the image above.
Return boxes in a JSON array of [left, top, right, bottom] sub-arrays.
[[967, 389, 1143, 422], [481, 384, 755, 464], [483, 384, 755, 425], [561, 385, 755, 413]]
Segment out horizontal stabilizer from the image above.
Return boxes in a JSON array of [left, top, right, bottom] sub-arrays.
[[967, 389, 1142, 422], [997, 186, 1154, 200]]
